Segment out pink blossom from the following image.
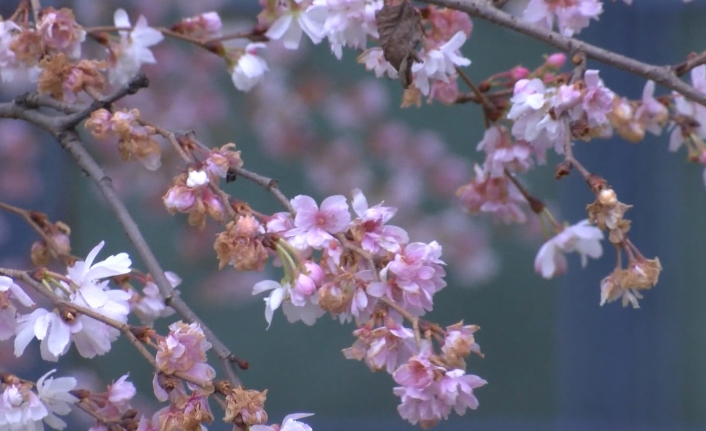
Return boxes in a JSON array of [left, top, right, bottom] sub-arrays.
[[163, 184, 197, 212], [0, 276, 34, 340], [635, 80, 668, 136], [441, 323, 481, 367], [174, 12, 222, 39], [456, 165, 527, 224], [132, 272, 178, 325], [534, 220, 604, 278], [14, 242, 131, 361], [437, 369, 487, 415], [38, 8, 86, 60], [428, 79, 460, 105], [154, 321, 215, 400], [0, 369, 77, 431], [522, 0, 603, 37], [343, 320, 416, 373], [310, 0, 382, 59], [582, 70, 614, 127], [507, 78, 566, 158], [287, 194, 351, 248], [392, 342, 447, 427], [357, 47, 398, 79], [370, 242, 446, 316], [350, 188, 409, 254], [477, 125, 533, 177], [670, 65, 706, 151]]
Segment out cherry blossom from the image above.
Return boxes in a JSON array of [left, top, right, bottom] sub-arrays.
[[251, 413, 314, 431], [252, 279, 325, 328], [14, 242, 132, 361], [522, 0, 603, 37], [456, 165, 528, 223], [108, 9, 164, 85], [35, 369, 78, 430], [476, 125, 534, 177], [0, 369, 77, 431], [154, 321, 216, 401], [392, 341, 485, 427], [635, 80, 668, 136], [0, 276, 34, 340], [343, 320, 416, 373], [309, 0, 383, 59], [230, 43, 269, 92], [66, 241, 132, 288], [131, 272, 179, 325], [534, 220, 604, 279], [357, 47, 398, 79], [37, 8, 86, 60], [265, 1, 327, 50], [287, 195, 351, 249], [369, 241, 446, 316], [350, 188, 409, 254], [412, 31, 471, 96]]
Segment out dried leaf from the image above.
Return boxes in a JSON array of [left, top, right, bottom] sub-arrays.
[[375, 0, 423, 88]]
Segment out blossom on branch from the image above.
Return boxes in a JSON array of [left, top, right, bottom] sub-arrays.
[[108, 9, 164, 86], [411, 31, 471, 96], [229, 43, 269, 92], [534, 220, 604, 279], [0, 369, 77, 431], [264, 0, 326, 50], [522, 0, 603, 37], [154, 321, 216, 401], [309, 0, 383, 59], [14, 241, 132, 361]]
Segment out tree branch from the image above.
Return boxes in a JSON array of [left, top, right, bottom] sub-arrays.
[[422, 0, 706, 106]]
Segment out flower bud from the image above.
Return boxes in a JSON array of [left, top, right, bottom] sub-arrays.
[[546, 53, 567, 68]]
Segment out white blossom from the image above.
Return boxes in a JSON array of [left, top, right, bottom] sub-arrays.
[[265, 4, 326, 50], [230, 43, 269, 92], [109, 9, 164, 85], [534, 220, 603, 279]]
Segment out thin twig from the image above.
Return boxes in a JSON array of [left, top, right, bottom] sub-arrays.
[[230, 166, 294, 215], [422, 0, 706, 107], [673, 50, 706, 77], [0, 202, 74, 261], [561, 118, 591, 179]]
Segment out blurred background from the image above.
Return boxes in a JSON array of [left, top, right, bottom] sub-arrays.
[[1, 0, 705, 430]]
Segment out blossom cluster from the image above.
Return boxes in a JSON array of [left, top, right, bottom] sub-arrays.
[[228, 189, 487, 426], [0, 370, 77, 431]]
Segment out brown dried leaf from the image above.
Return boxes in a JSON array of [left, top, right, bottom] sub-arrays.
[[375, 0, 423, 88]]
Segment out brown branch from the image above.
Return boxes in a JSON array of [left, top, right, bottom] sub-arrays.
[[503, 169, 546, 215], [673, 50, 706, 77], [229, 166, 294, 216], [422, 0, 706, 107], [0, 202, 75, 262]]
